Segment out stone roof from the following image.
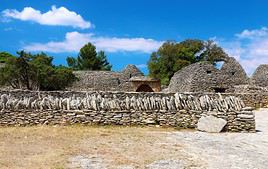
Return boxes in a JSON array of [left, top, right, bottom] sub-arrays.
[[168, 57, 249, 93], [68, 65, 145, 91], [251, 64, 268, 87], [69, 71, 123, 91], [121, 64, 144, 78]]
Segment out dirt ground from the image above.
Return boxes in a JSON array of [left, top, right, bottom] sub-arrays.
[[0, 109, 267, 169]]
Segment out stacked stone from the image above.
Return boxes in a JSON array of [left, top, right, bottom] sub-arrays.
[[234, 84, 268, 94], [0, 92, 245, 112], [229, 107, 255, 132], [0, 90, 256, 132]]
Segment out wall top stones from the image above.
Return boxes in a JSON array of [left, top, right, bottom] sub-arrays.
[[0, 90, 245, 112]]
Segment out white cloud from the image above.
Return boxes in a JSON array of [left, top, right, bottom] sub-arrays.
[[23, 31, 163, 53], [235, 27, 268, 39], [24, 32, 91, 53], [2, 6, 91, 29], [218, 27, 268, 75], [93, 37, 163, 53]]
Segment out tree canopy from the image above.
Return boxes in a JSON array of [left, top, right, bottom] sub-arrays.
[[0, 51, 77, 91], [148, 39, 227, 85], [0, 52, 15, 63], [67, 43, 112, 71]]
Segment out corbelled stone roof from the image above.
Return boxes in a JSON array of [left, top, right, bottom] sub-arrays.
[[121, 64, 144, 78], [168, 57, 249, 93], [251, 64, 268, 87], [68, 64, 145, 91]]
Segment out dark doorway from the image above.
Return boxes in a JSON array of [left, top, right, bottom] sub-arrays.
[[136, 84, 154, 92], [214, 87, 226, 93]]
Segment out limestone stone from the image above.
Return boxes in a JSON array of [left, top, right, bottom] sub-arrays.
[[197, 115, 227, 133], [242, 107, 254, 111], [237, 114, 254, 119]]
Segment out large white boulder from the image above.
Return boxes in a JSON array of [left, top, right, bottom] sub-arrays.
[[197, 116, 227, 133]]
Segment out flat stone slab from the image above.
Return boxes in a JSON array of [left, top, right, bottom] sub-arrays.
[[197, 116, 227, 133], [237, 114, 254, 119], [242, 107, 254, 111]]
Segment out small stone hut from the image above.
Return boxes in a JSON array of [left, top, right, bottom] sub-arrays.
[[250, 64, 268, 87], [68, 64, 159, 92], [168, 57, 249, 93]]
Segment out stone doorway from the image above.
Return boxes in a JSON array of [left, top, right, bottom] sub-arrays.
[[136, 84, 154, 92], [214, 87, 226, 93]]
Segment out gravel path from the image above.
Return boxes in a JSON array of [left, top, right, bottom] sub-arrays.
[[168, 108, 268, 169]]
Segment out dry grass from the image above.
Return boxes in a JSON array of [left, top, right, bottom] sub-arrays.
[[0, 125, 196, 169]]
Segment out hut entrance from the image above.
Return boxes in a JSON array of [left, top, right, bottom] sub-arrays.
[[214, 87, 226, 93], [136, 84, 154, 92]]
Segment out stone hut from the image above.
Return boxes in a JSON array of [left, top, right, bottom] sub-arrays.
[[168, 57, 249, 93], [121, 64, 144, 78], [69, 71, 123, 91], [129, 76, 161, 92], [68, 64, 160, 92], [250, 64, 268, 87]]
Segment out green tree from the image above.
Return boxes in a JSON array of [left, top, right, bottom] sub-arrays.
[[148, 39, 227, 85], [96, 51, 112, 70], [0, 51, 37, 89], [67, 43, 112, 70], [199, 40, 228, 63], [0, 52, 15, 64], [66, 56, 78, 70], [0, 51, 77, 91]]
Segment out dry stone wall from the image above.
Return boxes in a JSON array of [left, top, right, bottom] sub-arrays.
[[0, 90, 255, 132], [231, 93, 268, 108]]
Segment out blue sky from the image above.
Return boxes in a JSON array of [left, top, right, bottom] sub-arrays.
[[1, 0, 268, 75]]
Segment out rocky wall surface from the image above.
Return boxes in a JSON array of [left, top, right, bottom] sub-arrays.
[[232, 93, 268, 108], [234, 85, 268, 93], [0, 90, 255, 132]]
